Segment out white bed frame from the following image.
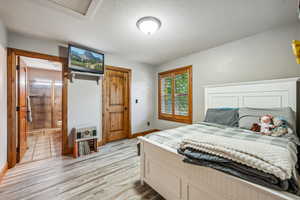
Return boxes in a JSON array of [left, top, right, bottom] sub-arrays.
[[139, 77, 300, 200]]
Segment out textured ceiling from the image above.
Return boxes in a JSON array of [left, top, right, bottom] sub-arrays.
[[0, 0, 299, 65]]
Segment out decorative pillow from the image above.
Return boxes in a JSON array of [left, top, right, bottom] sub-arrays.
[[204, 108, 239, 127]]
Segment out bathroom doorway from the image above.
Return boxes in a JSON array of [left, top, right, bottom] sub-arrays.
[[17, 56, 63, 163], [7, 48, 69, 168]]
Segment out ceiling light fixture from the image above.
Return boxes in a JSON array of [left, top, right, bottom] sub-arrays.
[[136, 16, 162, 35]]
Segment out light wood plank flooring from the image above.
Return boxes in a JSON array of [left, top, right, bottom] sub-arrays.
[[0, 139, 163, 200], [21, 129, 62, 163]]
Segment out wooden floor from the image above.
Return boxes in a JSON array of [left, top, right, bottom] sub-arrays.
[[21, 129, 62, 163], [0, 139, 163, 200]]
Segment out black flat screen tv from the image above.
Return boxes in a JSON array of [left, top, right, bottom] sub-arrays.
[[68, 44, 104, 74]]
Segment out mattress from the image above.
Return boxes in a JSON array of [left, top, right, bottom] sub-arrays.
[[144, 122, 297, 152]]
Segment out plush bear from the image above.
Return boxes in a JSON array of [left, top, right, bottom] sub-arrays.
[[271, 117, 289, 137], [259, 115, 274, 135], [250, 123, 261, 132]]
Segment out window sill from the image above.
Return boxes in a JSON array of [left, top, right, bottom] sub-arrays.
[[158, 116, 192, 124]]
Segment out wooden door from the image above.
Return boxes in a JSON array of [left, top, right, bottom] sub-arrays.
[[53, 80, 63, 128], [17, 57, 28, 162], [103, 66, 131, 143]]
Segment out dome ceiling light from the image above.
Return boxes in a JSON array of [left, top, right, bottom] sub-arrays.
[[136, 16, 162, 35]]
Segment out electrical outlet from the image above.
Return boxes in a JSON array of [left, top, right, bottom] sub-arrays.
[[147, 121, 150, 126]]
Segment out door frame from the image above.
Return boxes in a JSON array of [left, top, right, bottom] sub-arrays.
[[7, 48, 69, 168], [16, 57, 28, 163], [101, 65, 132, 146]]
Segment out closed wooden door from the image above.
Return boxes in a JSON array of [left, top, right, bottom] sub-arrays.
[[17, 57, 28, 162], [103, 66, 131, 143]]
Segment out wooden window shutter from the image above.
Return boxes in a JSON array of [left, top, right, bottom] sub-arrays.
[[158, 66, 192, 124]]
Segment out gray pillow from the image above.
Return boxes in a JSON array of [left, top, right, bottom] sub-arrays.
[[204, 108, 239, 127], [238, 107, 296, 131]]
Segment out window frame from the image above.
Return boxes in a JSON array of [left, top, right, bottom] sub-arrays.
[[158, 65, 192, 124]]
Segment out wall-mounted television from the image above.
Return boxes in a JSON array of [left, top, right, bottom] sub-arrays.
[[68, 44, 104, 74]]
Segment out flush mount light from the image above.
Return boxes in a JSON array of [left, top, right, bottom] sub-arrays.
[[136, 16, 162, 35]]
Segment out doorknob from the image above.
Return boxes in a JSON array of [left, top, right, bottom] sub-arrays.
[[124, 107, 128, 110]]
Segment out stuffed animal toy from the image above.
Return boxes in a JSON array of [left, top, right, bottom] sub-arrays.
[[259, 115, 274, 135], [271, 117, 289, 137], [250, 123, 261, 132]]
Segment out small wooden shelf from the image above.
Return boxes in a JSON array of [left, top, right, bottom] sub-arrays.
[[73, 137, 98, 158], [68, 71, 103, 85], [72, 127, 98, 158]]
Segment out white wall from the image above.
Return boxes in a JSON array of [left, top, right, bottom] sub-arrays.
[[8, 32, 65, 57], [68, 79, 102, 145], [155, 22, 300, 130], [0, 20, 7, 170], [7, 32, 156, 145]]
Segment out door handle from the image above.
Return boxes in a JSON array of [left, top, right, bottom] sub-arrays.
[[124, 107, 128, 111]]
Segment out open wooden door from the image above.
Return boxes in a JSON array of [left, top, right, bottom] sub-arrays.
[[103, 66, 131, 144], [7, 48, 68, 169], [17, 56, 28, 162]]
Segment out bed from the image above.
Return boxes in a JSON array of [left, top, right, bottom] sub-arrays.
[[138, 77, 300, 200]]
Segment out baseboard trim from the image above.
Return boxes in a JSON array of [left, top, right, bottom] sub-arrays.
[[130, 129, 161, 138], [0, 162, 8, 183]]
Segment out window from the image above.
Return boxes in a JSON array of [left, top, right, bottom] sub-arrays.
[[158, 66, 192, 124]]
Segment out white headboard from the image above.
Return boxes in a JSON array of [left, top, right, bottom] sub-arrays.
[[204, 78, 300, 113]]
